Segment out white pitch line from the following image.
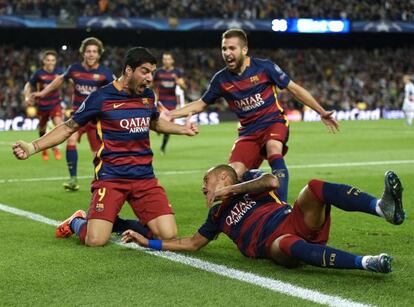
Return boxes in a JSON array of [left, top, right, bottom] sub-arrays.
[[1, 159, 413, 184], [0, 203, 371, 307]]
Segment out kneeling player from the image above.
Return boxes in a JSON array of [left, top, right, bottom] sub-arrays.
[[122, 165, 405, 273]]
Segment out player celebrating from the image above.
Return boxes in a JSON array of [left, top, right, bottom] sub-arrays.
[[24, 50, 63, 161], [32, 37, 114, 191], [402, 74, 414, 126], [153, 52, 186, 154], [166, 29, 339, 202], [122, 165, 405, 274], [12, 47, 198, 247]]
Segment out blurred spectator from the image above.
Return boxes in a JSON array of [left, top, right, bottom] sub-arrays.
[[1, 0, 414, 21], [0, 45, 411, 118]]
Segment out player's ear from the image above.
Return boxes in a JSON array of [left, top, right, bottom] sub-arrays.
[[220, 171, 227, 180], [242, 46, 248, 55], [125, 65, 133, 77]]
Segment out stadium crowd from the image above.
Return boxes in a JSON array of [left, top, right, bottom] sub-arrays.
[[0, 45, 410, 118], [1, 0, 414, 21]]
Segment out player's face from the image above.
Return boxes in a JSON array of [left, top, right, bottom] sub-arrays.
[[128, 62, 156, 94], [83, 44, 100, 68], [162, 54, 174, 69], [43, 54, 56, 72], [221, 37, 247, 72]]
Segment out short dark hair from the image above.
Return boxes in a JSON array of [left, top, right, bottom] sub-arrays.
[[222, 28, 248, 47], [42, 50, 57, 59], [79, 37, 104, 55], [210, 164, 238, 184], [123, 47, 157, 72]]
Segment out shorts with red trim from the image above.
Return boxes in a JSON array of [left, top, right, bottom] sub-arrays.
[[37, 104, 62, 128], [87, 178, 174, 225], [78, 121, 101, 152], [229, 122, 289, 169], [264, 201, 331, 257]]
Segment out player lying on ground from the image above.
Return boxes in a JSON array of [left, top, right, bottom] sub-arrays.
[[122, 165, 405, 273], [12, 47, 198, 246]]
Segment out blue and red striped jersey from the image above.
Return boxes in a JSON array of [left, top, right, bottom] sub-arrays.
[[201, 57, 290, 136], [29, 67, 64, 111], [153, 68, 183, 110], [198, 190, 291, 258], [64, 63, 114, 111], [72, 81, 159, 180]]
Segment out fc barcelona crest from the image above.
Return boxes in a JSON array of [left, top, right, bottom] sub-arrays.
[[250, 75, 259, 85], [93, 74, 100, 80]]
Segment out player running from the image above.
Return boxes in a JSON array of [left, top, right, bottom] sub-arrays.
[[123, 165, 405, 274], [153, 52, 186, 154], [402, 74, 414, 126], [31, 37, 114, 191], [13, 47, 198, 246], [165, 28, 339, 202], [24, 50, 63, 161]]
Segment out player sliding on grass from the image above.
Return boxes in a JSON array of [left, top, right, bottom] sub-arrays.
[[164, 28, 339, 203], [12, 47, 198, 247], [122, 165, 405, 273]]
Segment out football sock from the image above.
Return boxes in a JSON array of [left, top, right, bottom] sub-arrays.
[[161, 134, 170, 152], [70, 217, 87, 237], [279, 235, 363, 270], [66, 145, 78, 177], [113, 216, 154, 239], [308, 179, 380, 217], [268, 154, 289, 202]]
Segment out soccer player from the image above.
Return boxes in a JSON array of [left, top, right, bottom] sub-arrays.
[[153, 52, 186, 154], [122, 165, 405, 274], [402, 74, 414, 126], [165, 29, 339, 202], [31, 37, 114, 191], [12, 47, 198, 247], [23, 50, 63, 161]]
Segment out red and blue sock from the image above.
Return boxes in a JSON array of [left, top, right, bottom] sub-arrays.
[[70, 218, 87, 243], [66, 145, 78, 177], [268, 154, 289, 202]]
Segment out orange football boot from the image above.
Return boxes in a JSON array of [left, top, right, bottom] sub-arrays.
[[53, 148, 62, 160], [41, 150, 49, 161], [55, 210, 86, 238]]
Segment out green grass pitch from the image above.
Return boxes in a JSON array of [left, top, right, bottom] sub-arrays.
[[0, 119, 413, 306]]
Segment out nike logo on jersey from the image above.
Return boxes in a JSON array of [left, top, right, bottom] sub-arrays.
[[224, 85, 234, 91], [113, 103, 125, 108], [270, 133, 279, 137]]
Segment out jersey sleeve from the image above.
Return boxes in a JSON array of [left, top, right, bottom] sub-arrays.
[[201, 73, 222, 105], [263, 60, 290, 89], [105, 69, 115, 84], [175, 68, 183, 78], [242, 169, 266, 182], [198, 206, 221, 240], [147, 89, 160, 120], [28, 71, 38, 86], [71, 91, 103, 126]]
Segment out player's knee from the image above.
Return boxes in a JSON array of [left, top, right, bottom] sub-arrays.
[[154, 227, 177, 240], [85, 234, 109, 247], [270, 234, 301, 268], [307, 179, 325, 203]]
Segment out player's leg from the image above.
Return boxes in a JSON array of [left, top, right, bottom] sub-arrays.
[[306, 171, 404, 224], [57, 181, 128, 246], [160, 134, 170, 154], [51, 105, 63, 160], [264, 122, 290, 202], [84, 122, 101, 154], [271, 234, 392, 273], [129, 178, 177, 240], [228, 136, 263, 181], [64, 132, 79, 191], [112, 215, 154, 238], [37, 111, 49, 160]]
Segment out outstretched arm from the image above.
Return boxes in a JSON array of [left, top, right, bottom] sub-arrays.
[[31, 74, 64, 99], [12, 118, 79, 160], [150, 113, 198, 136], [122, 230, 210, 252], [207, 173, 279, 207], [286, 80, 339, 133], [23, 82, 34, 106], [169, 99, 208, 118]]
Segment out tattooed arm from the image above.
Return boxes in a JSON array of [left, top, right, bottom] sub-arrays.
[[12, 118, 80, 160]]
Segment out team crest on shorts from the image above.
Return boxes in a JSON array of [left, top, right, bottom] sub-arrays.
[[95, 202, 104, 212]]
